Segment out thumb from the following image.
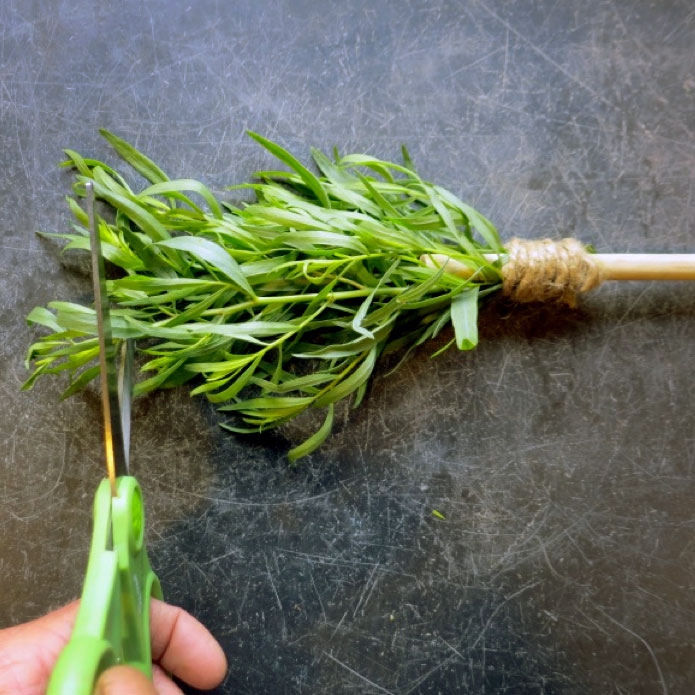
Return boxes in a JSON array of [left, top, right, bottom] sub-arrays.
[[95, 665, 157, 695]]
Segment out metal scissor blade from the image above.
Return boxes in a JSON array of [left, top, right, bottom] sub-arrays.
[[87, 182, 129, 491], [118, 338, 133, 471]]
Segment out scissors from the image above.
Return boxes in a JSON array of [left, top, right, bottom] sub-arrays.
[[46, 181, 162, 695]]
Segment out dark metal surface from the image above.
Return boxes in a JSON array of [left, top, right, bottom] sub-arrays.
[[1, 1, 694, 693]]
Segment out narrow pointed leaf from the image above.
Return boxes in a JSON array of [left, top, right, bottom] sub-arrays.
[[247, 131, 331, 208], [157, 236, 255, 297], [288, 404, 334, 463], [450, 287, 479, 350], [99, 129, 169, 184], [140, 179, 223, 219]]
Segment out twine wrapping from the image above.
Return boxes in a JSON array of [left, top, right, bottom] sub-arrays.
[[501, 238, 605, 307]]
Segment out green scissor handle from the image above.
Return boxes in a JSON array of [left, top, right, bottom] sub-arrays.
[[46, 476, 162, 695]]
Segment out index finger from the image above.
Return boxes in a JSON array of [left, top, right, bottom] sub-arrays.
[[149, 599, 227, 690]]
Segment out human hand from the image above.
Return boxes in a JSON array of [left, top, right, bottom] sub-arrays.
[[0, 598, 227, 695]]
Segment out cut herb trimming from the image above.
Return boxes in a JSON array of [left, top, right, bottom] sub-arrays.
[[24, 130, 504, 460]]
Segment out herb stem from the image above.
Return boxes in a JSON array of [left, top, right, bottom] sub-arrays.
[[200, 287, 407, 317]]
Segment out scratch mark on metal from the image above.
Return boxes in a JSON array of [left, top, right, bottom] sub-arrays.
[[323, 651, 395, 695], [595, 605, 668, 695]]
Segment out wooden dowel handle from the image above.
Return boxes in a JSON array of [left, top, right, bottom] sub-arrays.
[[421, 253, 695, 282], [593, 254, 695, 281]]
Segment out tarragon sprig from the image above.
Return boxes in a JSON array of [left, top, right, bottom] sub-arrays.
[[24, 129, 503, 460]]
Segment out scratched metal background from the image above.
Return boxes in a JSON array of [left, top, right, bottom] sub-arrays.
[[1, 1, 694, 693]]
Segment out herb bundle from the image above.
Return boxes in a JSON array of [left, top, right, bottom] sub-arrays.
[[24, 130, 503, 460]]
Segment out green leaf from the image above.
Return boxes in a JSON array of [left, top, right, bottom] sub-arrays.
[[450, 287, 479, 350], [218, 395, 314, 415], [186, 352, 259, 377], [92, 180, 170, 242], [240, 204, 328, 231], [339, 154, 401, 182], [181, 320, 298, 340], [66, 196, 88, 226], [288, 404, 334, 462], [351, 259, 399, 338], [434, 185, 502, 251], [203, 354, 263, 403], [99, 129, 169, 184], [253, 371, 337, 394], [26, 306, 61, 332], [311, 147, 356, 185], [52, 228, 145, 271], [247, 131, 331, 208], [355, 172, 400, 217], [157, 236, 255, 297], [314, 346, 377, 408], [423, 183, 478, 257], [133, 358, 185, 395], [62, 148, 93, 178], [61, 365, 100, 399], [294, 315, 396, 359], [140, 179, 223, 219], [401, 145, 416, 171]]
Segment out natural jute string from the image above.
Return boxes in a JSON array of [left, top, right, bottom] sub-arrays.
[[502, 238, 605, 307]]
